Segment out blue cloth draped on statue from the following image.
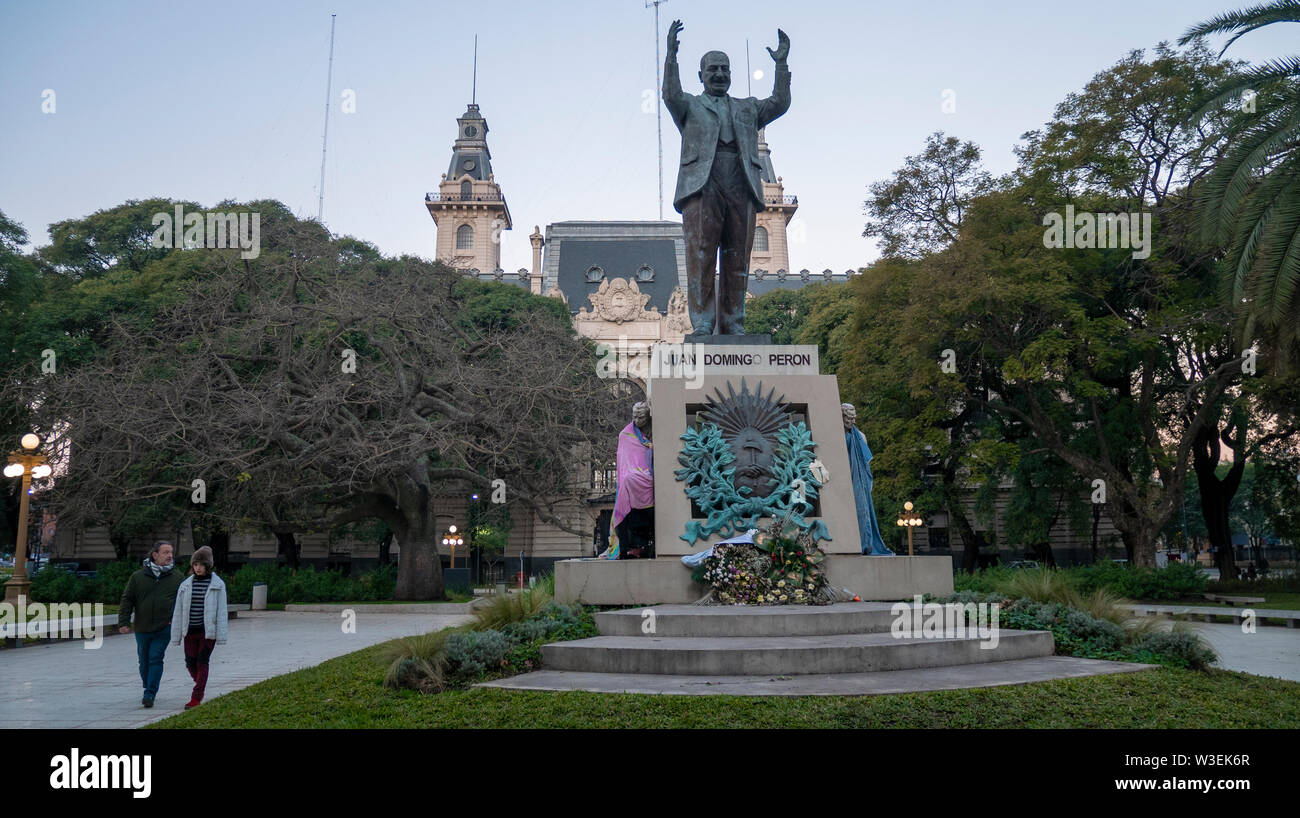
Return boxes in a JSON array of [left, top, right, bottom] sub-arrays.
[[846, 428, 894, 556]]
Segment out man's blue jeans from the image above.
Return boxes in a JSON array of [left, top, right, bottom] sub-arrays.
[[134, 626, 170, 698]]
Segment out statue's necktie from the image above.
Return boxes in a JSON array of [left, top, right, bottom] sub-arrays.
[[716, 96, 734, 145]]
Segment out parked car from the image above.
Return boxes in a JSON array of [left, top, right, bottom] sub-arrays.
[[1006, 560, 1041, 570]]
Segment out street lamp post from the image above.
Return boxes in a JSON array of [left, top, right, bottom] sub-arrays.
[[441, 525, 464, 571], [5, 434, 51, 603], [896, 500, 923, 557]]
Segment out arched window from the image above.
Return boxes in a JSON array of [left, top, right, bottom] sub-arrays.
[[753, 225, 769, 252], [456, 224, 474, 249], [460, 180, 473, 199]]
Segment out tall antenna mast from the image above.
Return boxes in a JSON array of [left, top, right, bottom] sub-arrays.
[[646, 1, 666, 220], [317, 13, 337, 223], [472, 34, 478, 104]]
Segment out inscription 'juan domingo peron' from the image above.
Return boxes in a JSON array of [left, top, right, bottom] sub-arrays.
[[651, 344, 820, 379], [680, 352, 813, 367]]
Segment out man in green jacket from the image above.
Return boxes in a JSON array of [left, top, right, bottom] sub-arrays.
[[118, 541, 183, 707]]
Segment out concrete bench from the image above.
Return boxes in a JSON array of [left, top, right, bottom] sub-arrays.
[[1125, 603, 1298, 627], [1203, 594, 1266, 606]]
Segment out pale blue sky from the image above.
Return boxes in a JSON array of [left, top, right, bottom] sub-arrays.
[[1, 0, 1294, 273]]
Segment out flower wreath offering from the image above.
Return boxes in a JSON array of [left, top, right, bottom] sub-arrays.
[[689, 517, 835, 605]]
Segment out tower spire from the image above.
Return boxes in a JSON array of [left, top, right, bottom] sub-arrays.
[[425, 99, 512, 275]]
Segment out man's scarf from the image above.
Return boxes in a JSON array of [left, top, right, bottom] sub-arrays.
[[143, 557, 174, 578]]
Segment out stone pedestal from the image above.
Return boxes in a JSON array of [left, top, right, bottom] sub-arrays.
[[554, 555, 954, 605], [646, 344, 859, 556], [562, 340, 950, 608]]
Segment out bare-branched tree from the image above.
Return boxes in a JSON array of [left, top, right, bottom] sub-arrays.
[[13, 208, 624, 598]]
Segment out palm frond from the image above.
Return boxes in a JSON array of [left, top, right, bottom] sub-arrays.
[[1179, 1, 1300, 54], [1200, 109, 1300, 247], [1256, 198, 1300, 324]]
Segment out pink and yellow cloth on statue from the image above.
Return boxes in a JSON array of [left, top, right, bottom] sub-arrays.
[[608, 422, 654, 556]]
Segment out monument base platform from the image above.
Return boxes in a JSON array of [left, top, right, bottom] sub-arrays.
[[554, 554, 954, 606]]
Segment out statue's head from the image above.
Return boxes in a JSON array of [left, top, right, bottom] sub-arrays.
[[633, 401, 651, 429], [841, 403, 857, 431], [698, 51, 731, 96]]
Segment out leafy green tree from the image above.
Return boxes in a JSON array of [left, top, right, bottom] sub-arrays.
[[36, 198, 199, 281], [746, 282, 857, 372], [743, 288, 811, 344], [862, 131, 991, 259]]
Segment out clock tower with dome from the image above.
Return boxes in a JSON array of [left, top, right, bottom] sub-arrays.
[[425, 102, 512, 274]]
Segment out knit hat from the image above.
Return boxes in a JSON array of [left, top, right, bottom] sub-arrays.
[[191, 546, 214, 572]]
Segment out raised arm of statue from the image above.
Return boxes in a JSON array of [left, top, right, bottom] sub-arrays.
[[662, 19, 687, 128], [757, 28, 791, 129]]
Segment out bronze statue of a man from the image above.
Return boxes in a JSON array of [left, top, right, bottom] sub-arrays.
[[662, 19, 791, 337]]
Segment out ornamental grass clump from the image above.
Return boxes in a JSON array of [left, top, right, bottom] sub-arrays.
[[382, 601, 595, 692], [470, 585, 553, 631], [994, 568, 1083, 608]]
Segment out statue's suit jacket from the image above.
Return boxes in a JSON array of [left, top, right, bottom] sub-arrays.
[[662, 57, 791, 214]]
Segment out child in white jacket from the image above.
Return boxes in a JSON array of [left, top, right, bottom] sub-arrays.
[[170, 546, 229, 708]]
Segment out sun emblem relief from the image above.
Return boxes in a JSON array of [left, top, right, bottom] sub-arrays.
[[675, 378, 830, 545]]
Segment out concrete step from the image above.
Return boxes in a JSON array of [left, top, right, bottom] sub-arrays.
[[595, 602, 901, 638], [542, 629, 1053, 676], [480, 656, 1155, 696]]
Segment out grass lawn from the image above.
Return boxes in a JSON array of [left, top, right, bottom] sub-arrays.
[[150, 638, 1300, 729]]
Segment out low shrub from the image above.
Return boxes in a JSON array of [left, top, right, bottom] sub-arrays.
[[935, 590, 1005, 605], [995, 596, 1215, 669], [382, 600, 596, 691], [444, 630, 514, 678], [1072, 561, 1207, 600], [29, 566, 92, 603], [951, 566, 1013, 594], [1133, 627, 1217, 670], [1061, 609, 1125, 652], [92, 561, 141, 603], [500, 619, 553, 644], [226, 564, 292, 604], [445, 577, 473, 599], [957, 561, 1212, 602], [225, 563, 400, 604], [1209, 572, 1300, 594]]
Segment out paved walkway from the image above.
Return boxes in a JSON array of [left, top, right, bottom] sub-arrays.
[[1163, 620, 1300, 682], [0, 611, 472, 729]]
